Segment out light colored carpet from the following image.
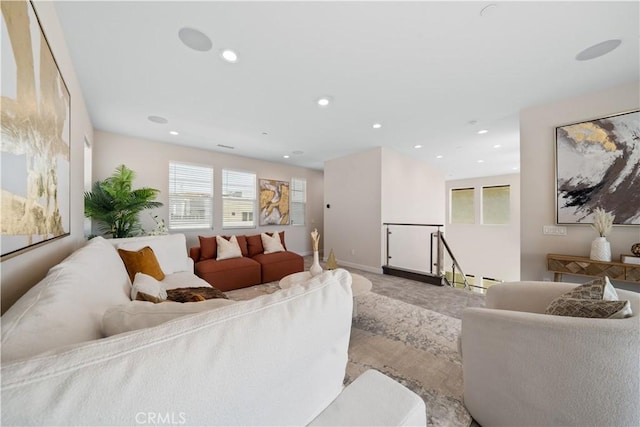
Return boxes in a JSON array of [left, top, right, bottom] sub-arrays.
[[225, 262, 485, 427], [348, 291, 470, 427]]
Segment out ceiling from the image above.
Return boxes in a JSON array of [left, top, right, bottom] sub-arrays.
[[54, 1, 639, 180]]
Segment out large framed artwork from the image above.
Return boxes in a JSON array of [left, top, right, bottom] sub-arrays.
[[259, 179, 289, 225], [1, 1, 71, 259], [555, 110, 639, 225]]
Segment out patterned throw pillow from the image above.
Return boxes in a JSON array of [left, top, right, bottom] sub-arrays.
[[559, 277, 618, 301], [545, 298, 631, 319], [545, 276, 632, 319]]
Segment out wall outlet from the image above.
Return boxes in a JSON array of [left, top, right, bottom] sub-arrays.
[[543, 225, 567, 236]]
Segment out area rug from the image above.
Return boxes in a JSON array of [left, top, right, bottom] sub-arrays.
[[347, 291, 471, 427]]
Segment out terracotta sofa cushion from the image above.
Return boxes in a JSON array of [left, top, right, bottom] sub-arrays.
[[252, 251, 304, 283], [194, 257, 261, 292]]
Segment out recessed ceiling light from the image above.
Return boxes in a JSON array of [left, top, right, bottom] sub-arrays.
[[478, 129, 488, 134], [178, 27, 212, 52], [169, 131, 179, 136], [414, 144, 422, 149], [436, 155, 443, 159], [283, 155, 290, 159], [220, 49, 238, 63], [148, 115, 168, 124], [372, 123, 382, 129], [478, 160, 485, 163], [480, 4, 498, 17], [317, 97, 332, 107], [576, 39, 622, 61], [493, 144, 501, 148]]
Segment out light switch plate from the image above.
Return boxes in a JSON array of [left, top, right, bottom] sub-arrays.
[[543, 225, 567, 236]]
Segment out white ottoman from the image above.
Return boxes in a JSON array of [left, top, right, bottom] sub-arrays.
[[309, 369, 427, 426]]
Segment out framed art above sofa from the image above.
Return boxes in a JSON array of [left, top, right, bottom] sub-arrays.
[[555, 109, 640, 225]]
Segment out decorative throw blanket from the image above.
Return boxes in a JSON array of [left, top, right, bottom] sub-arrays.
[[166, 287, 228, 303]]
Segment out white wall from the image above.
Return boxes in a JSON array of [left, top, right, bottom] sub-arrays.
[[1, 2, 94, 314], [520, 81, 640, 291], [92, 131, 324, 255], [324, 148, 382, 272], [445, 174, 521, 282], [381, 148, 445, 272], [324, 147, 445, 273]]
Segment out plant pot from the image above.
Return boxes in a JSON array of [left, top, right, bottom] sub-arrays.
[[310, 251, 323, 276], [590, 237, 611, 262]]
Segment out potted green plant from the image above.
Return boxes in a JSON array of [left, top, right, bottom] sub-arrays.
[[84, 165, 163, 238]]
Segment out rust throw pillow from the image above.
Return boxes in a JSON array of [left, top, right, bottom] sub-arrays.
[[166, 287, 228, 303], [118, 246, 165, 282]]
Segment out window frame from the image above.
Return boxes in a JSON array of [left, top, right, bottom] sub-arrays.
[[290, 177, 307, 226], [168, 161, 214, 231], [222, 168, 257, 229], [481, 184, 511, 225]]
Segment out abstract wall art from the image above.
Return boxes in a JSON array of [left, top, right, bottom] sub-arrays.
[[556, 110, 639, 225], [259, 179, 289, 225], [1, 1, 71, 259]]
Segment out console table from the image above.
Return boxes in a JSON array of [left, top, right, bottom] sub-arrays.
[[547, 253, 640, 284]]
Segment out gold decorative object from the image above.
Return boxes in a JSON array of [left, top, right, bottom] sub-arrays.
[[326, 249, 338, 270]]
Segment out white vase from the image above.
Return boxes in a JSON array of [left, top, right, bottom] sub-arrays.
[[310, 251, 323, 276], [590, 237, 612, 262]]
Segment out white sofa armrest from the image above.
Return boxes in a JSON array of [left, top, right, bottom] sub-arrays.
[[309, 370, 426, 427], [486, 281, 583, 313], [461, 307, 640, 426]]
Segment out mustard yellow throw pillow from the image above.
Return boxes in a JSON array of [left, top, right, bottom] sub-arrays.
[[118, 246, 165, 283]]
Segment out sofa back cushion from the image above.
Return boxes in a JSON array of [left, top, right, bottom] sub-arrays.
[[247, 231, 286, 257], [112, 234, 190, 275], [1, 237, 131, 362]]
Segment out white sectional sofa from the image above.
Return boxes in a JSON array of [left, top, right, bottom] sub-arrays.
[[1, 234, 426, 426]]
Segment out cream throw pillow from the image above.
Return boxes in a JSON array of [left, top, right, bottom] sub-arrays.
[[261, 232, 285, 254], [216, 235, 243, 260], [131, 273, 167, 303]]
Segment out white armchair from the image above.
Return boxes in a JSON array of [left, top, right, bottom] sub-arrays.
[[461, 281, 640, 427]]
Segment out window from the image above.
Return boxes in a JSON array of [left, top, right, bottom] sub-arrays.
[[168, 162, 213, 229], [450, 188, 475, 224], [482, 185, 510, 224], [83, 136, 92, 236], [290, 178, 306, 225], [222, 169, 256, 228]]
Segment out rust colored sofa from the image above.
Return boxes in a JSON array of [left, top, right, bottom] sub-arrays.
[[189, 232, 304, 291]]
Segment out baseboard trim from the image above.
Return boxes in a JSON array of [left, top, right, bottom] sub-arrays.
[[327, 260, 383, 275]]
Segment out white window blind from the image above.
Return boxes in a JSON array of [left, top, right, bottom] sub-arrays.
[[290, 178, 306, 225], [168, 162, 213, 229], [222, 169, 256, 228]]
